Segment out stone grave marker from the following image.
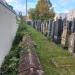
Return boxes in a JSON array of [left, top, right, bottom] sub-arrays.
[[42, 21, 48, 36], [32, 20, 36, 28], [48, 19, 53, 37], [68, 33, 75, 53], [68, 21, 72, 32], [40, 22, 44, 33], [37, 20, 41, 32], [71, 18, 75, 33], [61, 25, 70, 48], [51, 21, 56, 40], [53, 18, 63, 43]]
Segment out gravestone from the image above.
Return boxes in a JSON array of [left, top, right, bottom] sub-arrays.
[[53, 18, 63, 43], [68, 21, 72, 32], [42, 21, 48, 36], [61, 25, 70, 48], [27, 20, 33, 25], [32, 20, 36, 28], [71, 18, 75, 33], [63, 17, 67, 26], [68, 33, 75, 53], [51, 21, 56, 40], [48, 19, 53, 37], [37, 20, 41, 32], [34, 20, 37, 30], [40, 22, 43, 33]]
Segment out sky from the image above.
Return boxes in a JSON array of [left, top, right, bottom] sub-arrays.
[[5, 0, 75, 15]]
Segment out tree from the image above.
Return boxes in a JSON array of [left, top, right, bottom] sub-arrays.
[[28, 0, 55, 20], [28, 8, 36, 20], [36, 0, 55, 20]]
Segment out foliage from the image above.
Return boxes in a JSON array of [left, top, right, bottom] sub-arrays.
[[28, 8, 38, 20], [0, 20, 26, 75], [21, 21, 73, 75], [1, 21, 74, 75], [28, 0, 55, 20]]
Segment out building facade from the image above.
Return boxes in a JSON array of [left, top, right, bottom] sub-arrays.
[[55, 9, 75, 21], [67, 9, 75, 21]]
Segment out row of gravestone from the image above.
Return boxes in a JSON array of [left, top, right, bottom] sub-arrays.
[[27, 18, 75, 54]]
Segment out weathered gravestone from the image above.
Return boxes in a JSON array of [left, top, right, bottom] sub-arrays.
[[51, 21, 56, 40], [71, 18, 75, 33], [53, 18, 63, 43], [19, 36, 44, 75], [41, 22, 44, 33], [63, 19, 72, 33], [63, 17, 67, 27], [19, 49, 44, 75], [68, 33, 75, 53], [27, 20, 33, 25], [68, 21, 72, 33], [32, 20, 36, 28], [61, 25, 70, 48], [37, 20, 41, 32], [47, 19, 53, 37], [42, 21, 48, 36]]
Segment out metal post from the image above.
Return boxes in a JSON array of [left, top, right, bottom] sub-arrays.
[[26, 0, 27, 17]]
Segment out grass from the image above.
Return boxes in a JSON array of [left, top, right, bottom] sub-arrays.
[[51, 56, 75, 75], [1, 20, 74, 75], [22, 21, 74, 75]]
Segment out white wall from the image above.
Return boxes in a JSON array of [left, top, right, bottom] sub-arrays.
[[0, 3, 18, 67], [67, 9, 75, 21]]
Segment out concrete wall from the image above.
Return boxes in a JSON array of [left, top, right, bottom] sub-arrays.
[[0, 3, 18, 67]]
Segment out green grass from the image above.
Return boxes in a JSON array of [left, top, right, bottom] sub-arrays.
[[21, 22, 74, 75], [1, 20, 74, 75], [52, 56, 75, 75]]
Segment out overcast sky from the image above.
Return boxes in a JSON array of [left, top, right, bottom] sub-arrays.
[[5, 0, 75, 15]]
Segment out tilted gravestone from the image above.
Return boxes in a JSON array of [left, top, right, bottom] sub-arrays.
[[48, 19, 53, 37], [61, 25, 70, 48], [53, 18, 63, 43], [68, 33, 75, 53], [71, 18, 75, 33]]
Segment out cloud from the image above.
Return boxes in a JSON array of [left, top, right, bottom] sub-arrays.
[[6, 0, 16, 3], [61, 0, 69, 3], [60, 0, 74, 5]]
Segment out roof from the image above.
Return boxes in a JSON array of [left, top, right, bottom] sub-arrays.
[[0, 0, 16, 15]]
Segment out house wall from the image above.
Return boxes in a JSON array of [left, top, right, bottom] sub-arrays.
[[67, 9, 75, 21], [0, 2, 18, 67]]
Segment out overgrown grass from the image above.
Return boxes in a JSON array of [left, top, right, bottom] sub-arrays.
[[1, 20, 27, 75], [1, 20, 74, 75], [21, 21, 73, 75]]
